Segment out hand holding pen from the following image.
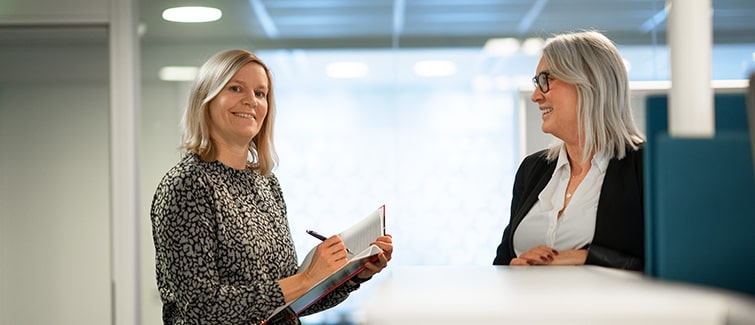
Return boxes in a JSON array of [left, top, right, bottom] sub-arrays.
[[306, 229, 353, 255]]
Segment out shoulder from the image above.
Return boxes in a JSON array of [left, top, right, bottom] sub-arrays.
[[156, 154, 213, 192], [519, 149, 554, 174], [627, 145, 644, 160], [605, 146, 644, 188], [249, 169, 281, 187], [258, 171, 284, 197], [263, 171, 281, 186], [610, 145, 644, 168], [513, 149, 556, 191], [151, 155, 215, 215]]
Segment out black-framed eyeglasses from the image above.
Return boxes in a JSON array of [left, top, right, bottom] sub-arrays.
[[532, 71, 551, 93]]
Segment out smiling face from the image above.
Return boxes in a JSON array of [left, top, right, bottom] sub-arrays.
[[530, 56, 580, 144], [207, 62, 269, 150]]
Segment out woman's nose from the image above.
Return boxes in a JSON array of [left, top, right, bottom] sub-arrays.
[[531, 89, 543, 103], [242, 93, 256, 106]]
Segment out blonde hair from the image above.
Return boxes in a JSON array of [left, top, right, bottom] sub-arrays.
[[181, 49, 278, 175], [542, 30, 644, 162]]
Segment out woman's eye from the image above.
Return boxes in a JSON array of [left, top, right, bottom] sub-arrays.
[[229, 85, 242, 92], [254, 91, 267, 98]]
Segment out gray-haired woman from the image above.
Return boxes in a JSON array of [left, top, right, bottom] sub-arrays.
[[493, 30, 645, 271]]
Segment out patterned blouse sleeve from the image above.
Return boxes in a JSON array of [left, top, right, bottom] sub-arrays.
[[151, 170, 286, 324], [299, 282, 359, 316]]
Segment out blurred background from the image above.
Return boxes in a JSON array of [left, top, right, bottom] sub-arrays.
[[1, 0, 754, 324]]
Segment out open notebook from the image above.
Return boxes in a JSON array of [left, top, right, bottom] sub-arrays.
[[262, 205, 386, 325]]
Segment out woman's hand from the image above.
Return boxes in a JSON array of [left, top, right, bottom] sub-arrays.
[[511, 245, 558, 265], [354, 234, 393, 281], [302, 235, 349, 283], [510, 246, 587, 266], [281, 235, 350, 302]]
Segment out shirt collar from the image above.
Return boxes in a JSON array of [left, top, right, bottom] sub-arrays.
[[555, 145, 610, 174]]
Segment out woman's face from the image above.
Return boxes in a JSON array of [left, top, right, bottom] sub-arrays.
[[207, 62, 269, 148], [530, 56, 579, 143]]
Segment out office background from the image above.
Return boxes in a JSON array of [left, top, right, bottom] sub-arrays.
[[1, 0, 754, 324]]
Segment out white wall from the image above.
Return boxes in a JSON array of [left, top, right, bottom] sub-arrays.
[[0, 80, 111, 324]]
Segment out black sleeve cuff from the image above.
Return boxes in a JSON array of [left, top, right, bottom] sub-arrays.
[[350, 275, 372, 284], [585, 244, 643, 271]]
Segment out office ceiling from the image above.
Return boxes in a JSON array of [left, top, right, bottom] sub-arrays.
[[139, 0, 755, 49], [1, 0, 753, 83]]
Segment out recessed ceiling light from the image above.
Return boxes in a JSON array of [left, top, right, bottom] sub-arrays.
[[414, 60, 456, 77], [159, 66, 199, 81], [484, 38, 520, 56], [162, 6, 222, 23], [325, 62, 369, 79]]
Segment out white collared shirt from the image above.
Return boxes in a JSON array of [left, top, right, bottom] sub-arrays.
[[513, 146, 609, 256]]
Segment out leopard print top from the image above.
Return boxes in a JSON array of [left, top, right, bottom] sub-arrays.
[[151, 153, 355, 325]]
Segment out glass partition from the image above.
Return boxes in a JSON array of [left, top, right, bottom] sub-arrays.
[[0, 26, 112, 325]]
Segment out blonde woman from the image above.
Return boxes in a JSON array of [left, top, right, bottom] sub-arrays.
[[150, 49, 393, 324]]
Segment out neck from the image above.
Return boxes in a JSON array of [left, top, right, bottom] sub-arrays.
[[214, 141, 250, 170], [564, 143, 593, 176]]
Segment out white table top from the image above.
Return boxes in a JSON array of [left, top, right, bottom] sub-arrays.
[[361, 265, 755, 325]]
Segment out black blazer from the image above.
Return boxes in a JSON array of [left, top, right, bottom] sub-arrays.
[[493, 147, 644, 271]]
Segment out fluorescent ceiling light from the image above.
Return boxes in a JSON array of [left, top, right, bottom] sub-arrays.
[[159, 66, 199, 81], [521, 38, 544, 56], [162, 6, 222, 23], [414, 60, 456, 77], [484, 38, 520, 56], [325, 62, 369, 79]]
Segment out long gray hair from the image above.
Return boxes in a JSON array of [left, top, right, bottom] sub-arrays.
[[542, 30, 644, 162], [180, 49, 278, 175]]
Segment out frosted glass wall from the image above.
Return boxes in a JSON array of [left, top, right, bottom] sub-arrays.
[[139, 44, 755, 324]]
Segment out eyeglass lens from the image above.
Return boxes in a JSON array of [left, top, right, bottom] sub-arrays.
[[533, 72, 549, 93]]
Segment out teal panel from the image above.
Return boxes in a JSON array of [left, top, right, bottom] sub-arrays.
[[654, 133, 755, 295], [645, 93, 755, 296]]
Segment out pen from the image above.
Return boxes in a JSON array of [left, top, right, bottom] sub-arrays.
[[306, 229, 328, 241], [306, 230, 353, 254]]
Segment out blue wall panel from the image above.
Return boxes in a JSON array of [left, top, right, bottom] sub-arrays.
[[645, 94, 755, 296]]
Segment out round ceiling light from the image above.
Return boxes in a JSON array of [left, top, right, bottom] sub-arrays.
[[162, 6, 222, 23]]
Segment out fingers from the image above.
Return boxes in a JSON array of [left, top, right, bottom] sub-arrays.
[[372, 235, 393, 261], [319, 236, 349, 260], [361, 236, 393, 277], [360, 251, 389, 277], [517, 245, 559, 265], [304, 236, 351, 282], [310, 237, 348, 277], [308, 234, 396, 285], [510, 258, 529, 266]]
